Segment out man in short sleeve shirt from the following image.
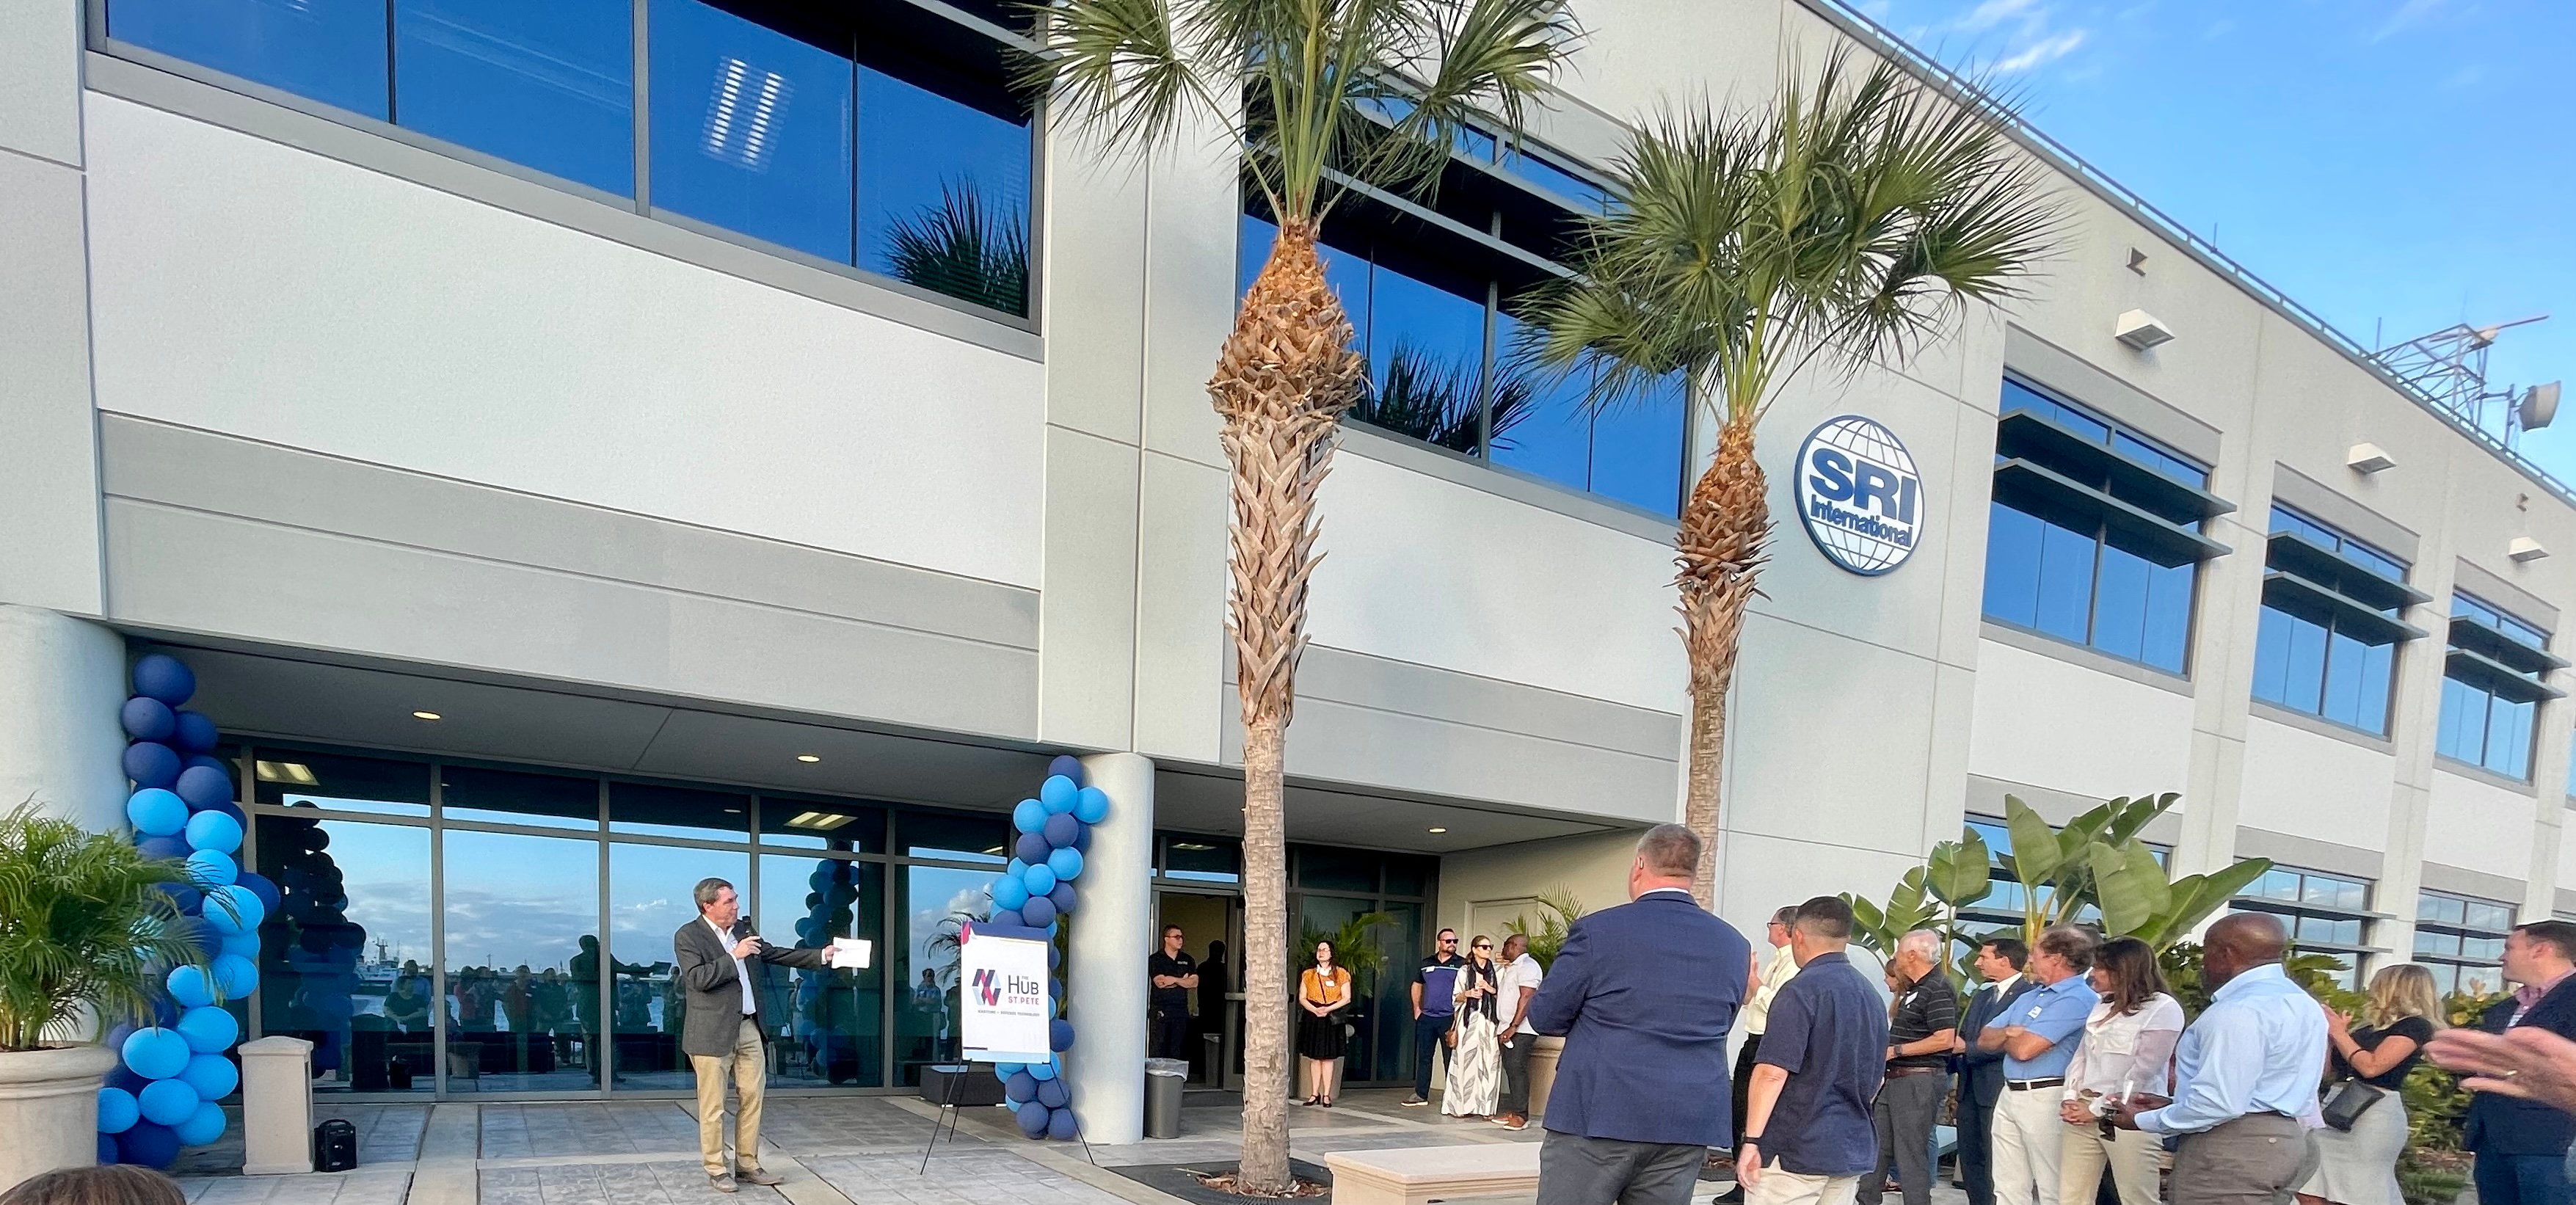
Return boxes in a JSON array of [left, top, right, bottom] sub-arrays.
[[1979, 925, 2101, 1205], [1738, 897, 1888, 1205], [1405, 929, 1464, 1105]]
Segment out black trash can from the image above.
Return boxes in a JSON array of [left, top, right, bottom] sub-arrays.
[[1144, 1057, 1188, 1138]]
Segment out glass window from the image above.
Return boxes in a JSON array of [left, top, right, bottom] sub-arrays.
[[895, 864, 993, 1084], [758, 853, 884, 1087], [2417, 889, 2513, 997], [610, 782, 750, 841], [2252, 512, 2408, 735], [854, 46, 1032, 313], [898, 811, 1008, 864], [2229, 864, 2371, 991], [256, 751, 431, 818], [1499, 148, 1611, 212], [757, 796, 884, 852], [1383, 855, 1434, 899], [251, 815, 434, 1093], [1353, 244, 1490, 456], [1295, 846, 1378, 893], [440, 765, 598, 831], [647, 0, 855, 263], [441, 827, 600, 1092], [1161, 835, 1240, 884], [1490, 313, 1687, 518], [393, 0, 635, 196], [606, 842, 750, 1088], [2439, 594, 2550, 779], [107, 0, 392, 119]]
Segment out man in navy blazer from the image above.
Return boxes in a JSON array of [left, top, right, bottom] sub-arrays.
[[1954, 936, 2034, 1205], [1530, 824, 1753, 1205], [2465, 920, 2576, 1205]]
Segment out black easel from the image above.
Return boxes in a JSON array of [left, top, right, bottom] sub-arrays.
[[919, 1064, 969, 1173]]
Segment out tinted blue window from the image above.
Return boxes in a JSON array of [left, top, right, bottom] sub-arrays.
[[648, 0, 854, 263], [2092, 538, 2151, 663], [2252, 606, 2293, 705], [855, 62, 1031, 313], [393, 0, 634, 196], [2142, 560, 2194, 673], [1982, 501, 2045, 630], [1363, 258, 1488, 454], [109, 0, 390, 118], [1589, 374, 1684, 517], [2033, 519, 2096, 643], [1502, 149, 1611, 212], [2486, 694, 2535, 777], [2281, 616, 2327, 715], [1489, 313, 1593, 492], [2321, 628, 2368, 727]]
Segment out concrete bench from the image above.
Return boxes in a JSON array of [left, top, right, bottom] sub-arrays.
[[1325, 1143, 1543, 1205]]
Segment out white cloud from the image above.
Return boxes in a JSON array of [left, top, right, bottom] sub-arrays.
[[1996, 29, 2089, 73], [2373, 0, 2450, 41], [1954, 0, 2045, 34], [2202, 18, 2236, 40]]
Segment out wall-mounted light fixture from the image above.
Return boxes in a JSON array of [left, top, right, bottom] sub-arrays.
[[2115, 309, 2173, 350], [2347, 444, 2396, 474]]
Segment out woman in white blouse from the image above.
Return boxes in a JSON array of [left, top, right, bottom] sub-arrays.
[[2058, 936, 2186, 1205]]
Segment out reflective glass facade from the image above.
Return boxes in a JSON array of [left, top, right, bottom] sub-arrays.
[[2436, 592, 2552, 779], [2249, 506, 2410, 735], [2233, 864, 2371, 990], [2415, 890, 2514, 997]]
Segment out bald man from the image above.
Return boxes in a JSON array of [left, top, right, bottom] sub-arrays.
[[2107, 914, 2325, 1205]]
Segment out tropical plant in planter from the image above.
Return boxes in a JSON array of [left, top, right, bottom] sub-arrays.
[[0, 801, 206, 1188], [1502, 889, 1582, 971]]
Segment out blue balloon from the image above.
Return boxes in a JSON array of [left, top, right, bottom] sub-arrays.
[[166, 964, 214, 1009], [1074, 787, 1110, 825], [1020, 896, 1056, 928], [1074, 825, 1091, 853], [1005, 1071, 1038, 1103], [178, 1005, 239, 1053], [1022, 863, 1056, 897], [184, 810, 242, 855], [179, 1052, 239, 1102], [1037, 1077, 1070, 1109], [1045, 754, 1085, 786], [1038, 775, 1078, 813], [1014, 831, 1051, 865], [137, 835, 189, 863], [121, 697, 177, 743], [991, 876, 1030, 912], [170, 710, 219, 754], [1048, 883, 1077, 917], [1047, 1107, 1078, 1140], [1043, 812, 1080, 850], [181, 754, 230, 778], [996, 1062, 1026, 1078], [131, 654, 196, 706], [211, 954, 258, 1000], [1005, 858, 1028, 880], [123, 743, 181, 790], [154, 882, 203, 917], [137, 1078, 199, 1127], [175, 766, 233, 812], [1047, 945, 1061, 969], [98, 1087, 140, 1134], [1027, 1058, 1058, 1082], [126, 789, 186, 837], [1049, 977, 1064, 1004], [98, 1132, 120, 1165], [1050, 1018, 1076, 1052], [118, 1121, 180, 1169], [1016, 1101, 1050, 1137], [1012, 798, 1047, 834], [200, 885, 263, 934], [235, 873, 280, 917], [107, 1064, 148, 1097], [122, 1027, 189, 1080], [175, 1100, 227, 1147], [1047, 847, 1085, 883], [217, 929, 259, 960], [988, 907, 1025, 929], [185, 849, 237, 887]]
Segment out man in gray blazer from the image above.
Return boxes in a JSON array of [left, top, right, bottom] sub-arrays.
[[674, 877, 828, 1193]]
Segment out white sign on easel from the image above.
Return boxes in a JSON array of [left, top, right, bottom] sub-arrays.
[[958, 924, 1053, 1064]]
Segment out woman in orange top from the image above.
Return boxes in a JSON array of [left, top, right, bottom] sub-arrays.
[[1298, 939, 1356, 1107]]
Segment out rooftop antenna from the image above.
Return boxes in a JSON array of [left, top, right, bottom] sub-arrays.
[[2368, 315, 2560, 445]]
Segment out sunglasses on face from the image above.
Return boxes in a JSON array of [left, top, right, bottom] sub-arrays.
[[1473, 943, 1492, 950], [1440, 936, 1458, 944]]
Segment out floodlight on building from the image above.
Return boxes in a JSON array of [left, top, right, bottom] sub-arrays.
[[2348, 444, 2397, 474], [2510, 536, 2550, 563], [2115, 310, 2173, 350]]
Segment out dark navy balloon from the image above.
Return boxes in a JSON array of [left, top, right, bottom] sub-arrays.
[[1020, 896, 1056, 928], [1015, 831, 1051, 865], [1048, 883, 1077, 917], [131, 654, 196, 706], [118, 1120, 181, 1168], [1043, 812, 1080, 850], [1016, 1102, 1050, 1137], [171, 710, 219, 754], [123, 742, 181, 790], [1006, 1071, 1038, 1103], [1045, 754, 1084, 786], [988, 907, 1025, 929], [235, 873, 281, 916], [175, 765, 234, 811], [1037, 1077, 1070, 1109], [1049, 1018, 1075, 1052], [1046, 1107, 1077, 1140], [121, 696, 177, 743]]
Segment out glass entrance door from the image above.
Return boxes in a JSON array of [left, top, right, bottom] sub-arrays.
[[1154, 889, 1241, 1087]]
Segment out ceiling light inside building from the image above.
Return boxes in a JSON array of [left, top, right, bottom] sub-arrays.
[[786, 811, 854, 831], [412, 710, 442, 721], [255, 760, 318, 786], [795, 754, 821, 763], [1427, 826, 1448, 834]]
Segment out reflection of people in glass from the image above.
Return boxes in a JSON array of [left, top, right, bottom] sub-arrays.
[[384, 975, 431, 1034]]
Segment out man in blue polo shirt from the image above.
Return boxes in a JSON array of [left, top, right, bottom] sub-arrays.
[[1405, 928, 1464, 1106], [1977, 925, 2099, 1205], [1737, 896, 1887, 1205]]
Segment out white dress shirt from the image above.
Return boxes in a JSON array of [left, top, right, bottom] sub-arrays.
[[2063, 992, 2186, 1102], [704, 916, 757, 1013], [2136, 964, 2327, 1135], [1744, 942, 1800, 1035]]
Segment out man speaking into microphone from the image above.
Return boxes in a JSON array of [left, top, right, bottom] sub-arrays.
[[674, 876, 849, 1193]]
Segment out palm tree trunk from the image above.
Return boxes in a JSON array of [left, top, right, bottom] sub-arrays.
[[1676, 418, 1770, 906], [1210, 220, 1365, 1194]]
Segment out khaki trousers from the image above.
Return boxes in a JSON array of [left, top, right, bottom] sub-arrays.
[[690, 1017, 767, 1178], [2058, 1121, 2161, 1205], [1991, 1088, 2067, 1205], [1745, 1161, 1863, 1205], [2171, 1113, 2318, 1205]]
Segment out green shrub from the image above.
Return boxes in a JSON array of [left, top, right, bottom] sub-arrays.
[[0, 801, 204, 1050]]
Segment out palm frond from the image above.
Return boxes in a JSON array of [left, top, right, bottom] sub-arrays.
[[1017, 0, 1227, 166], [0, 800, 203, 1050], [883, 179, 1031, 315]]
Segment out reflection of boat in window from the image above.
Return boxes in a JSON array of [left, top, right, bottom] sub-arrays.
[[354, 941, 401, 996]]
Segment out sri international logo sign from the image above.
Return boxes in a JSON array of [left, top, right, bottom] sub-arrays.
[[1794, 415, 1923, 576]]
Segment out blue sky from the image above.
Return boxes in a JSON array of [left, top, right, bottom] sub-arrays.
[[1855, 0, 2576, 479]]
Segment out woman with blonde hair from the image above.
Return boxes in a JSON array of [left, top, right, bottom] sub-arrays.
[[2299, 963, 2445, 1205]]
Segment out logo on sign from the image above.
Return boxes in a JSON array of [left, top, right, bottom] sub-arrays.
[[1794, 415, 1923, 576]]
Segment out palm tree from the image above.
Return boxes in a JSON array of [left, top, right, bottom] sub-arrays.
[[1356, 343, 1536, 454], [1518, 52, 2064, 903], [882, 179, 1030, 316], [1021, 0, 1576, 1187]]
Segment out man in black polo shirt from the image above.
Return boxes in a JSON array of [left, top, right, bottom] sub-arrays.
[[1739, 897, 1888, 1205], [1148, 925, 1198, 1061], [1404, 928, 1464, 1106], [1861, 931, 1960, 1205]]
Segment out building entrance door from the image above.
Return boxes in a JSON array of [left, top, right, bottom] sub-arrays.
[[1153, 889, 1242, 1088]]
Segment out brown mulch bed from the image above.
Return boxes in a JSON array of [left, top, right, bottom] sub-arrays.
[[1192, 1171, 1332, 1198]]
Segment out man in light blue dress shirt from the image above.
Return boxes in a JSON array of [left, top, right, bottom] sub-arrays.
[[2110, 914, 2326, 1205], [1978, 925, 2100, 1205]]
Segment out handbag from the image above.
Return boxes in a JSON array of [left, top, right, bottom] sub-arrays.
[[2321, 1078, 2384, 1131]]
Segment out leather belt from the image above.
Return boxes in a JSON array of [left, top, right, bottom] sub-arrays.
[[1885, 1066, 1942, 1078], [2005, 1077, 2065, 1091]]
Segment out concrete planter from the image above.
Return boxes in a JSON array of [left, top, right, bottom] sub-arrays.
[[0, 1044, 119, 1195], [1525, 1035, 1565, 1118]]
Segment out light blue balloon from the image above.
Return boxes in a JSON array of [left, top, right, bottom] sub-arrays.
[[177, 1005, 238, 1053], [1027, 1057, 1058, 1082], [211, 953, 258, 999], [98, 1087, 140, 1134], [1047, 847, 1085, 883], [178, 1052, 239, 1102], [1005, 857, 1028, 880], [165, 965, 214, 1010], [122, 1027, 189, 1080], [1022, 862, 1057, 897], [137, 1078, 199, 1127], [184, 849, 237, 887], [1012, 798, 1047, 834], [217, 929, 259, 960], [174, 1100, 227, 1147], [991, 876, 1030, 912], [126, 789, 187, 837], [1074, 787, 1110, 825], [200, 885, 263, 934], [183, 810, 242, 855], [1038, 775, 1078, 813]]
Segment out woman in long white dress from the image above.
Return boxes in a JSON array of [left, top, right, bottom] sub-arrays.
[[1444, 935, 1502, 1118]]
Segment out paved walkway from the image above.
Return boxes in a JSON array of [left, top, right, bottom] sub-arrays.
[[166, 1090, 1967, 1205]]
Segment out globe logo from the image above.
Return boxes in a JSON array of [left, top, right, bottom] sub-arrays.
[[1794, 415, 1923, 576]]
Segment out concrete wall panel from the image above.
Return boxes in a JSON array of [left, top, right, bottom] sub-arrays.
[[2237, 717, 2397, 850]]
